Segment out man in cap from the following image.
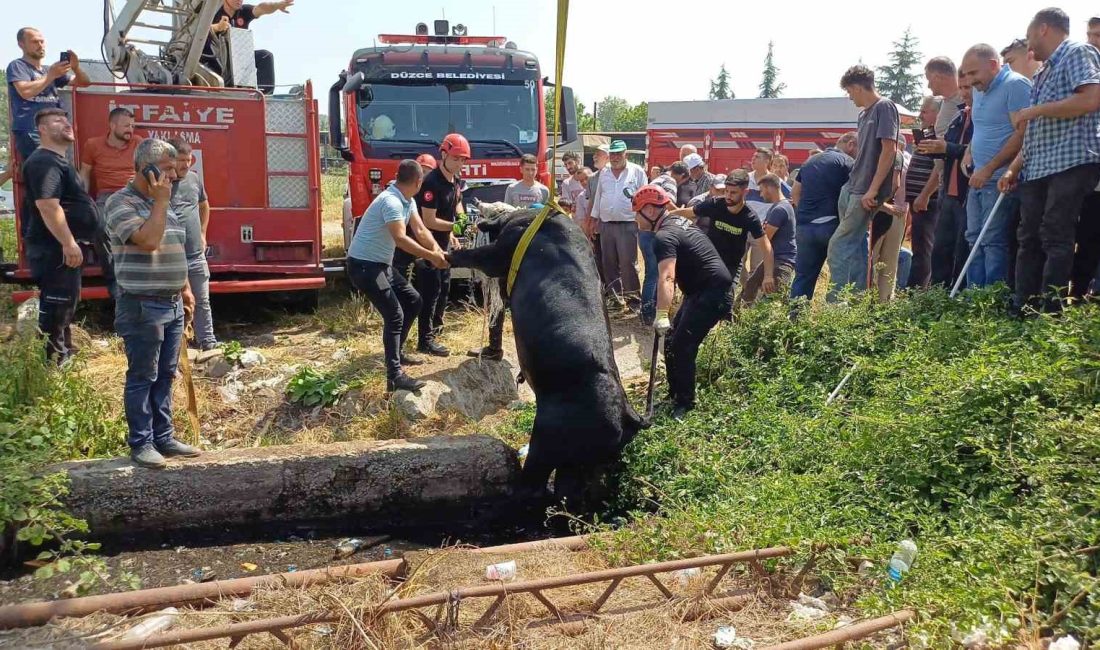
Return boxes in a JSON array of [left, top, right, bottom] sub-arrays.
[[633, 184, 733, 419], [589, 139, 646, 310], [682, 153, 716, 202]]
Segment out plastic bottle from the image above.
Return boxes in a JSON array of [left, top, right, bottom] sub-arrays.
[[886, 540, 918, 582], [117, 607, 179, 641], [334, 538, 365, 559]]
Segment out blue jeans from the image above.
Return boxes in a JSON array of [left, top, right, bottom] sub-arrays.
[[790, 220, 838, 300], [187, 255, 218, 349], [896, 247, 913, 290], [639, 229, 658, 322], [965, 186, 1018, 287], [827, 187, 873, 299], [115, 294, 185, 450]]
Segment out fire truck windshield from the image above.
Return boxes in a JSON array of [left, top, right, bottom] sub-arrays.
[[356, 81, 540, 155]]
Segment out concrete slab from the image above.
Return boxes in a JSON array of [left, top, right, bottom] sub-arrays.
[[52, 436, 518, 538]]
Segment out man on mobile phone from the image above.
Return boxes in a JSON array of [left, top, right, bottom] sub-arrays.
[[21, 108, 99, 363], [105, 139, 200, 469], [6, 27, 89, 161]]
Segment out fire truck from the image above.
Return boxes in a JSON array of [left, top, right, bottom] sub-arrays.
[[5, 0, 324, 304], [647, 97, 917, 172], [328, 19, 578, 271]]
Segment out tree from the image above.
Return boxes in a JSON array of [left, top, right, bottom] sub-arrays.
[[544, 89, 597, 136], [758, 41, 786, 98], [709, 64, 733, 100], [595, 96, 630, 132], [615, 102, 647, 131], [877, 28, 924, 111]]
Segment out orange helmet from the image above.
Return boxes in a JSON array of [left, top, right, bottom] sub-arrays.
[[416, 153, 437, 170], [440, 133, 472, 158], [631, 184, 672, 213]]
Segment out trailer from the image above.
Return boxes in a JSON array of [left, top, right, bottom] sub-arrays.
[[646, 97, 917, 173]]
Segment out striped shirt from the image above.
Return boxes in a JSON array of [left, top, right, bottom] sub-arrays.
[[904, 151, 936, 204], [105, 182, 189, 296]]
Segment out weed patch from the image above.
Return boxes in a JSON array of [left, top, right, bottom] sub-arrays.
[[603, 288, 1100, 644]]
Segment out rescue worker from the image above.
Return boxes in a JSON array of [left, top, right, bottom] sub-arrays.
[[633, 185, 734, 419], [201, 0, 294, 92], [398, 133, 469, 357]]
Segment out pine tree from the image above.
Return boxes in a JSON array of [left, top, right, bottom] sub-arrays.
[[709, 64, 733, 100], [876, 28, 924, 110], [758, 41, 786, 98]]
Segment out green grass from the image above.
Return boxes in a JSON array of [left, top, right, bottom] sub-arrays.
[[591, 288, 1100, 645]]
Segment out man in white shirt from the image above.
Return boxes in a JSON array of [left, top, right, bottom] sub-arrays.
[[589, 139, 647, 308]]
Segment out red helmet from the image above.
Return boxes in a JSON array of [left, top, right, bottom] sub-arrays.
[[440, 133, 472, 158], [416, 153, 437, 170], [631, 184, 672, 213]]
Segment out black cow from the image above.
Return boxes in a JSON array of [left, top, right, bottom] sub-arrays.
[[447, 206, 646, 506]]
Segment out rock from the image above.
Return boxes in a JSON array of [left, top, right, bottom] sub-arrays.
[[187, 349, 199, 363], [203, 358, 232, 379], [797, 593, 830, 612], [217, 382, 243, 404], [394, 357, 524, 421], [53, 436, 519, 537], [239, 350, 266, 369], [196, 348, 224, 365], [331, 348, 352, 362], [787, 602, 828, 622], [246, 375, 286, 391], [16, 300, 39, 335]]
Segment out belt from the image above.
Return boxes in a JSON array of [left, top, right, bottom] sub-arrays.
[[121, 291, 180, 302]]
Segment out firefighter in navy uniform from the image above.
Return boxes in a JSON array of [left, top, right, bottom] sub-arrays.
[[393, 133, 470, 357], [632, 184, 734, 419]]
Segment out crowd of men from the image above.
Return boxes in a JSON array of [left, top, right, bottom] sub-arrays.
[[7, 5, 1100, 461]]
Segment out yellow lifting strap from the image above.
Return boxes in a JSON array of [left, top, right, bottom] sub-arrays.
[[506, 0, 569, 296]]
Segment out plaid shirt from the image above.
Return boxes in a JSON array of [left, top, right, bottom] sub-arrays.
[[1022, 39, 1100, 181]]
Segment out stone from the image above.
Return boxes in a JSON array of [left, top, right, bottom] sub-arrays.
[[196, 348, 224, 365], [187, 349, 199, 364], [217, 382, 243, 404], [202, 358, 232, 379], [394, 357, 524, 421], [15, 300, 39, 336], [52, 436, 519, 537], [239, 350, 266, 369]]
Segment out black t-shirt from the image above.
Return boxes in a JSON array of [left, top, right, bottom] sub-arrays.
[[653, 216, 733, 295], [692, 197, 765, 277], [201, 4, 257, 71], [415, 167, 462, 248], [21, 148, 99, 251]]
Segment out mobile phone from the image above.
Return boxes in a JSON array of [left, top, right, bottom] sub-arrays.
[[60, 51, 70, 63], [911, 127, 925, 144], [143, 163, 162, 181]]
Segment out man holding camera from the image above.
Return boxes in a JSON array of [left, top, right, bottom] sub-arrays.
[[7, 27, 89, 161]]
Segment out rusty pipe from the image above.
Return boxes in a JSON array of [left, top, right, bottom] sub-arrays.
[[0, 559, 405, 631], [760, 610, 915, 650], [92, 547, 793, 650], [0, 536, 589, 630]]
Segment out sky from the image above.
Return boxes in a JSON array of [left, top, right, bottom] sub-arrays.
[[5, 1, 1100, 112]]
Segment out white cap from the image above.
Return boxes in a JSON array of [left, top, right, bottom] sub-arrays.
[[684, 153, 705, 170]]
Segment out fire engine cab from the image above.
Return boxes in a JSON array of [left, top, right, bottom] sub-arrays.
[[328, 19, 578, 263]]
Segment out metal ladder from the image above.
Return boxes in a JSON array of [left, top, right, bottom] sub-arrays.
[[102, 0, 222, 84]]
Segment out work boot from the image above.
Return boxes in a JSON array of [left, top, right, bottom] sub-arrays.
[[387, 373, 426, 393], [131, 443, 167, 469], [417, 340, 450, 357], [467, 346, 504, 361], [156, 438, 202, 458]]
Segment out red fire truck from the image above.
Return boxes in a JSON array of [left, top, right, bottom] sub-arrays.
[[647, 97, 916, 172], [5, 0, 325, 304], [328, 19, 577, 245]]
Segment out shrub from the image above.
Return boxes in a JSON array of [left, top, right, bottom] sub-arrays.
[[606, 288, 1100, 644]]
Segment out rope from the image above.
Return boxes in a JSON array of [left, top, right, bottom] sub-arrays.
[[177, 323, 202, 447], [505, 0, 569, 296]]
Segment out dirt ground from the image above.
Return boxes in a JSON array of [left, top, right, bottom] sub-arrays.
[[2, 542, 903, 650]]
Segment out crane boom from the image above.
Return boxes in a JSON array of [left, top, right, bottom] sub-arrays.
[[101, 0, 223, 85]]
